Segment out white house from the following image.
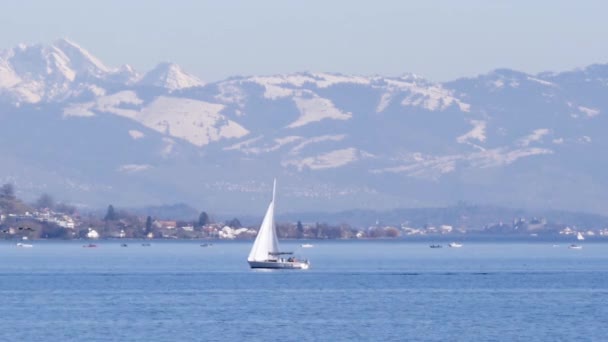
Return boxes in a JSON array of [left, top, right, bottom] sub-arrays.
[[57, 217, 75, 229], [181, 225, 194, 232], [87, 228, 100, 239]]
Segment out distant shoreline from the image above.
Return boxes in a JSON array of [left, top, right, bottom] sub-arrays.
[[2, 235, 605, 243]]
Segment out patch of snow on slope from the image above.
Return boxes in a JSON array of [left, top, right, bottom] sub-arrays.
[[262, 84, 294, 99], [492, 79, 504, 89], [371, 153, 459, 179], [47, 46, 76, 81], [372, 147, 553, 179], [250, 72, 371, 90], [128, 130, 144, 140], [161, 138, 175, 157], [0, 60, 21, 88], [117, 164, 151, 173], [215, 82, 246, 106], [578, 106, 599, 117], [63, 102, 95, 117], [250, 73, 371, 100], [95, 91, 142, 117], [471, 148, 553, 168], [282, 148, 365, 170], [579, 136, 592, 144], [232, 136, 303, 154], [137, 96, 248, 146], [527, 77, 556, 87], [10, 80, 45, 103], [250, 75, 315, 88], [288, 95, 351, 128], [381, 78, 470, 112], [275, 135, 302, 145], [400, 83, 470, 112], [457, 120, 486, 147], [224, 136, 264, 151], [262, 136, 303, 152], [290, 135, 347, 155], [518, 128, 550, 147], [309, 73, 371, 88], [376, 93, 393, 113], [67, 92, 249, 147], [63, 90, 141, 117], [74, 84, 106, 97]]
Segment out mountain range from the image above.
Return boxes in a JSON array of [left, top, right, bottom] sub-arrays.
[[1, 38, 607, 216]]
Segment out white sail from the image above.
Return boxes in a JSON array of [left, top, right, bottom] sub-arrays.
[[577, 232, 585, 241], [247, 179, 280, 262]]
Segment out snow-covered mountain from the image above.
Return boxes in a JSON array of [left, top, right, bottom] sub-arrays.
[[1, 39, 608, 215], [137, 62, 204, 90], [0, 38, 139, 103]]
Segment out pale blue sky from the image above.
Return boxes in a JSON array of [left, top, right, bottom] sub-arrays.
[[1, 0, 606, 82]]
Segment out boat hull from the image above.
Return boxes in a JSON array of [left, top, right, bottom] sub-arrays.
[[248, 260, 310, 270]]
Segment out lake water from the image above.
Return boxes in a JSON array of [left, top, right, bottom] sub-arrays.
[[1, 240, 607, 341]]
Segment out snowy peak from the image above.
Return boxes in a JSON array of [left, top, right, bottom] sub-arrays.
[[137, 62, 204, 91], [52, 38, 113, 77], [107, 64, 140, 85], [3, 42, 75, 82], [2, 39, 113, 82], [0, 39, 140, 103]]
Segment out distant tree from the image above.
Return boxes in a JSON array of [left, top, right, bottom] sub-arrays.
[[198, 211, 209, 226], [40, 222, 70, 239], [296, 220, 304, 238], [0, 183, 15, 200], [35, 193, 55, 210], [145, 216, 152, 233], [367, 226, 385, 238], [384, 227, 400, 238], [104, 205, 117, 221], [226, 218, 241, 228], [317, 223, 327, 238]]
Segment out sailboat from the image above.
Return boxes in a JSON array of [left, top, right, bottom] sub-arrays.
[[247, 179, 310, 270], [569, 232, 585, 249]]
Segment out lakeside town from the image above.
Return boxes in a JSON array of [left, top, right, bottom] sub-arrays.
[[2, 183, 608, 241]]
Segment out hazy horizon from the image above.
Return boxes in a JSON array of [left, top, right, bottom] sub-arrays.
[[2, 0, 607, 82]]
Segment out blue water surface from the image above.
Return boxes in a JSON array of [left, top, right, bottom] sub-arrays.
[[0, 240, 606, 341]]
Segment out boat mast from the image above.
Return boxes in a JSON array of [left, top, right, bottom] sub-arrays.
[[272, 178, 276, 205]]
